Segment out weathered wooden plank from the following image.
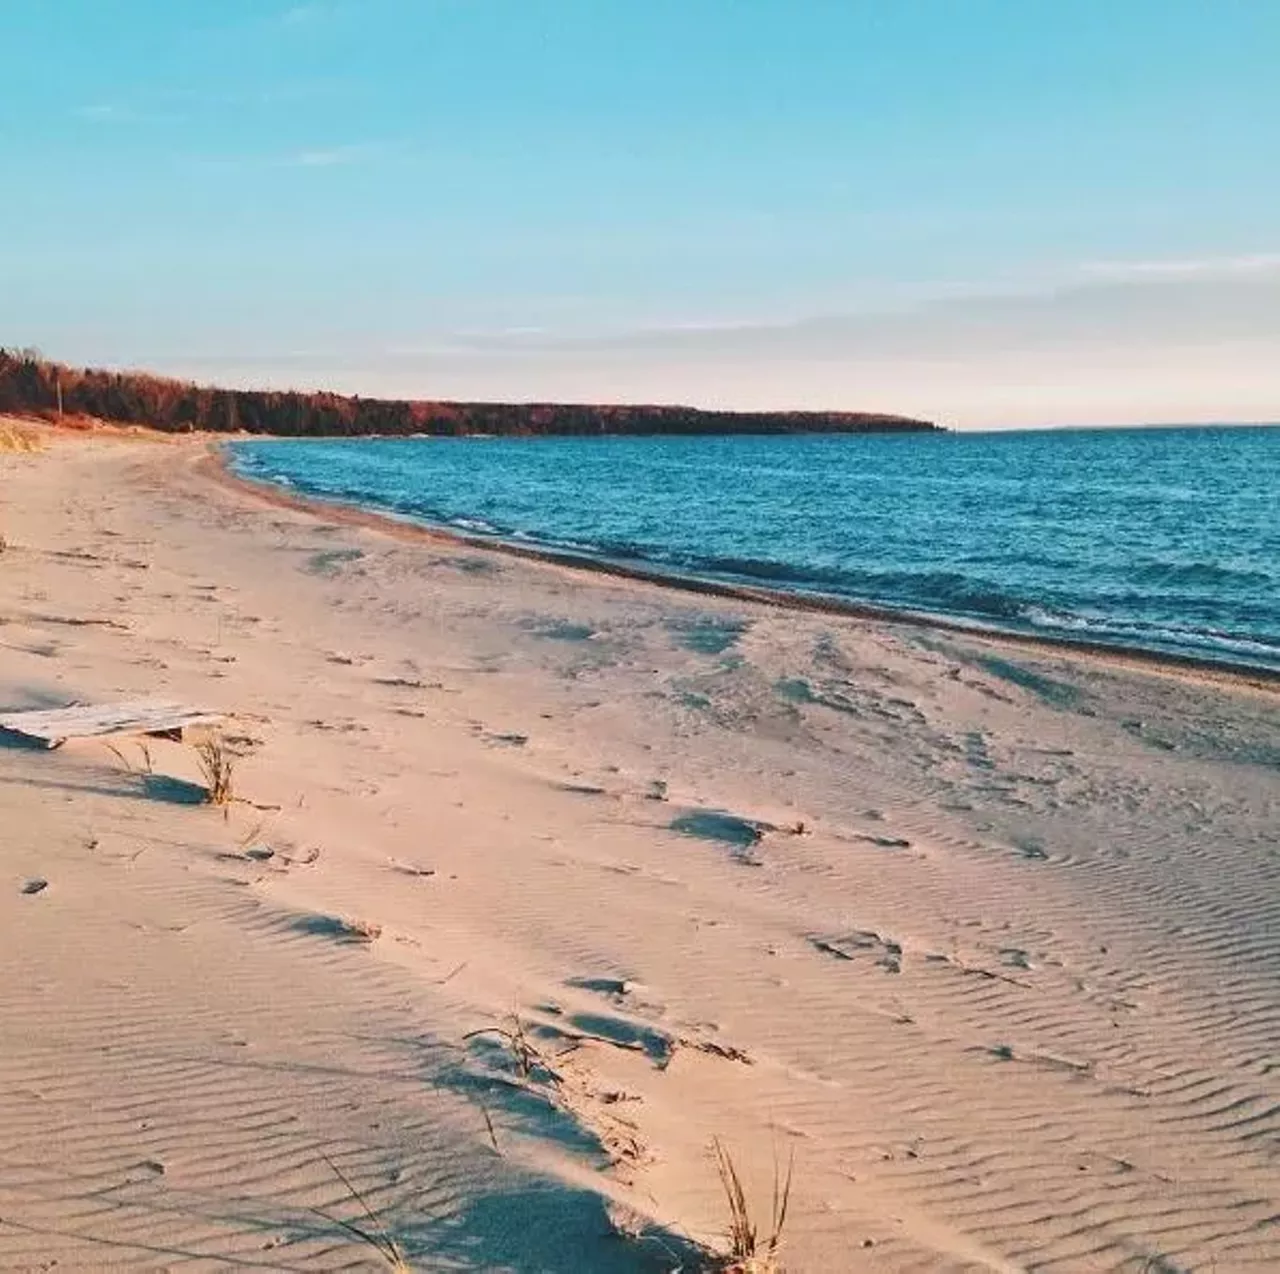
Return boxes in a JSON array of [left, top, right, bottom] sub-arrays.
[[0, 701, 224, 747]]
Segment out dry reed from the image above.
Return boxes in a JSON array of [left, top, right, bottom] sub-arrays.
[[193, 732, 236, 806], [711, 1138, 794, 1273], [105, 740, 153, 775], [463, 1015, 565, 1087], [316, 1151, 411, 1271]]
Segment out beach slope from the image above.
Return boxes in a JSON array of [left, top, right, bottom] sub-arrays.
[[1, 422, 1277, 1270]]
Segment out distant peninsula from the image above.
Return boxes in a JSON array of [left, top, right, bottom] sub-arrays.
[[0, 348, 941, 437]]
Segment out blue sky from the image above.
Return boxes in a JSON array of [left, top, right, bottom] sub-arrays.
[[2, 0, 1277, 426]]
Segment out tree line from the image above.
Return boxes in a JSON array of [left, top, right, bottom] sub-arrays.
[[0, 348, 938, 437]]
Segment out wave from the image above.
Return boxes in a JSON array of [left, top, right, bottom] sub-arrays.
[[450, 516, 499, 535], [226, 441, 1280, 674], [1130, 560, 1273, 590], [1022, 609, 1280, 660], [680, 557, 1031, 621]]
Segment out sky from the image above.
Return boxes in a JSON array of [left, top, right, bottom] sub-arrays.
[[1, 0, 1277, 428]]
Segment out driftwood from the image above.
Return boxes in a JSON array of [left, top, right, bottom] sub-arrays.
[[0, 700, 224, 749]]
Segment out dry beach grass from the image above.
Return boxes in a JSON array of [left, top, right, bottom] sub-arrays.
[[0, 420, 42, 453]]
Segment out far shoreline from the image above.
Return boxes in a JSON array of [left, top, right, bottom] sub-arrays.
[[200, 441, 1280, 693]]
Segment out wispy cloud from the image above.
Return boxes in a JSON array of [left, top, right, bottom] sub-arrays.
[[1080, 252, 1280, 280], [188, 2, 347, 44], [281, 142, 390, 167], [74, 101, 187, 126], [145, 269, 1280, 426], [277, 2, 344, 28], [182, 141, 395, 173], [414, 268, 1280, 367], [287, 148, 355, 168], [75, 104, 138, 123]]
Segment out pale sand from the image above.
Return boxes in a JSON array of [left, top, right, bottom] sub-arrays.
[[1, 421, 1278, 1271]]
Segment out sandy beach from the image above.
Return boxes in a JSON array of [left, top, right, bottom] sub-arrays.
[[2, 420, 1278, 1271]]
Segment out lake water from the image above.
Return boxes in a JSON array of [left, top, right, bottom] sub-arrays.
[[229, 426, 1280, 673]]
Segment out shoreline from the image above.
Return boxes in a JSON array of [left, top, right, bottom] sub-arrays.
[[204, 443, 1280, 694]]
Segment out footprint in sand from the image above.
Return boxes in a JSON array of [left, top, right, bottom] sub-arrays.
[[306, 548, 364, 577], [1014, 836, 1050, 861], [669, 809, 775, 863], [523, 618, 596, 642], [486, 731, 529, 747], [567, 975, 638, 998], [390, 860, 436, 878], [812, 930, 903, 974], [291, 913, 382, 944], [566, 1011, 676, 1066]]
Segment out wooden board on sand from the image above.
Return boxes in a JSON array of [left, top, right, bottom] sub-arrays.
[[0, 701, 224, 749]]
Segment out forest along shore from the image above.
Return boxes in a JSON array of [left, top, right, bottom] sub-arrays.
[[0, 347, 940, 436], [1, 421, 1277, 1271]]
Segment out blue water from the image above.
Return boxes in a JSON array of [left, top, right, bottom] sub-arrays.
[[229, 427, 1280, 672]]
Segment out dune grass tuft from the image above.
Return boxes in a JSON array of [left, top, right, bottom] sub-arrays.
[[463, 1014, 565, 1087], [193, 731, 236, 807], [711, 1138, 794, 1273]]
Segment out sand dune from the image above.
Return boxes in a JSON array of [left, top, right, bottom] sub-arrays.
[[1, 422, 1277, 1271]]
